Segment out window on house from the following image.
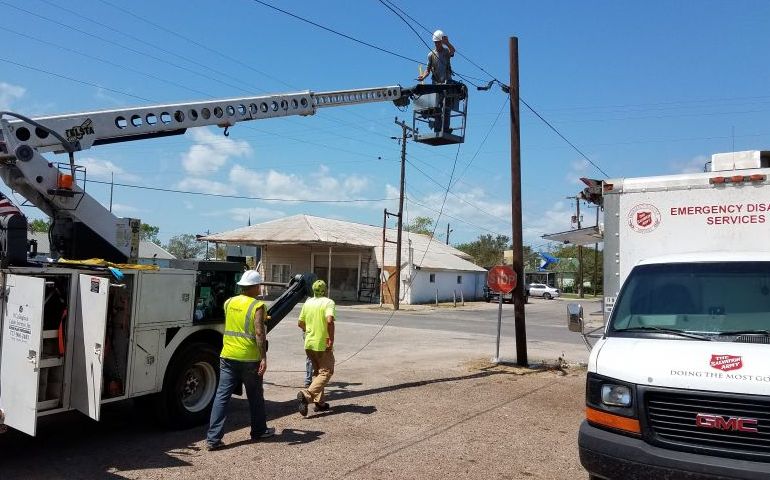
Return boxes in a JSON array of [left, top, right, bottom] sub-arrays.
[[271, 264, 291, 283], [457, 275, 462, 284], [429, 273, 436, 283]]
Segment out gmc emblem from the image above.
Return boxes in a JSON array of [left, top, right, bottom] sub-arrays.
[[695, 413, 758, 433]]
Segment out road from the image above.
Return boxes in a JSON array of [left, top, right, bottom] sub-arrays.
[[0, 297, 597, 479], [335, 296, 601, 364]]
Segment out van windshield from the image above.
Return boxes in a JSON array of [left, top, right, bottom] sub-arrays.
[[609, 262, 770, 336]]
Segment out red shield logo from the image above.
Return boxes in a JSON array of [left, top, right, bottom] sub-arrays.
[[636, 211, 652, 227], [710, 354, 743, 371]]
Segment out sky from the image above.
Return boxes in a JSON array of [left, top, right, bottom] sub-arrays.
[[2, 0, 770, 252]]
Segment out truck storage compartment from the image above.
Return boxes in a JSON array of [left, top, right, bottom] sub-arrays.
[[37, 275, 69, 411]]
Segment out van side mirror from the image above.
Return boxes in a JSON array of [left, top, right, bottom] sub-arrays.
[[567, 303, 584, 333]]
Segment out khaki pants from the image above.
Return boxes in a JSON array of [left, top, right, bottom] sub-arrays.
[[302, 349, 335, 403]]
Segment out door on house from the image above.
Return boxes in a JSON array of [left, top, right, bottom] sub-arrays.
[[312, 253, 360, 301]]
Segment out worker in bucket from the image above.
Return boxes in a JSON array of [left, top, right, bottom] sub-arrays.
[[206, 270, 275, 450], [417, 29, 456, 85], [296, 279, 336, 416], [416, 29, 457, 133]]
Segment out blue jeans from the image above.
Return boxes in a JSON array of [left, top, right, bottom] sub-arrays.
[[303, 333, 313, 386], [206, 358, 267, 445]]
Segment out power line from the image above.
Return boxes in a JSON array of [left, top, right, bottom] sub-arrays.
[[451, 94, 509, 188], [9, 3, 519, 231], [0, 56, 152, 102], [518, 94, 610, 177], [86, 179, 395, 203], [406, 159, 514, 227], [373, 0, 610, 178], [251, 0, 422, 64], [380, 0, 495, 85]]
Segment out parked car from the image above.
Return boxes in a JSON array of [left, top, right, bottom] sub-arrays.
[[528, 283, 560, 299], [483, 284, 529, 304]]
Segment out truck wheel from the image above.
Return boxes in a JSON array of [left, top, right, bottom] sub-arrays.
[[156, 342, 219, 429], [543, 293, 552, 300]]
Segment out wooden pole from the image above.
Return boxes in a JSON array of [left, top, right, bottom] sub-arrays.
[[509, 37, 527, 366]]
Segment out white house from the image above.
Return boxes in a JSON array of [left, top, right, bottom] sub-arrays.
[[202, 214, 486, 304]]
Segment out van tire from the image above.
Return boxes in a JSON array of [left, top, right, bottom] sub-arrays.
[[156, 342, 219, 429]]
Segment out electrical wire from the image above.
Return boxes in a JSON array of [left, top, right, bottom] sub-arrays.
[[0, 56, 152, 102], [85, 179, 396, 203], [251, 0, 422, 65], [375, 0, 610, 177], [451, 94, 509, 188]]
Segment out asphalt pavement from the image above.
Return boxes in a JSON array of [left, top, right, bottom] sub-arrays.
[[0, 297, 597, 479]]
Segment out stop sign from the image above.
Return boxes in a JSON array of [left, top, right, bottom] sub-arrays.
[[488, 265, 517, 294]]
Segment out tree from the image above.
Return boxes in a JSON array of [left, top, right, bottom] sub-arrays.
[[549, 244, 604, 294], [140, 223, 161, 245], [404, 216, 434, 237], [455, 234, 511, 268], [522, 245, 542, 272], [165, 234, 205, 259], [28, 218, 50, 233]]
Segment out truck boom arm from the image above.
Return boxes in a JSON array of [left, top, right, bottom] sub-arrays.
[[0, 84, 416, 263]]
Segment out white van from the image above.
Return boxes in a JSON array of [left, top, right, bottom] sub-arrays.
[[569, 151, 770, 479]]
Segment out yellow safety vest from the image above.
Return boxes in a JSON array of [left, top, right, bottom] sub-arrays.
[[220, 295, 264, 362]]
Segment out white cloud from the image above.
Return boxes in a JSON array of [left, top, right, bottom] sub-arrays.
[[181, 128, 252, 176], [176, 177, 231, 195], [111, 203, 140, 216], [227, 163, 373, 202], [203, 207, 285, 223], [567, 158, 592, 186], [0, 82, 25, 110], [672, 154, 709, 174], [78, 156, 140, 182]]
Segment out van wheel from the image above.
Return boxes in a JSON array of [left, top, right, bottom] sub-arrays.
[[543, 293, 552, 300], [156, 342, 219, 429]]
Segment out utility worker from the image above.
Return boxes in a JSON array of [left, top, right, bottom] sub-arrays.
[[296, 279, 336, 416], [417, 29, 456, 85], [206, 270, 275, 450], [416, 29, 457, 133]]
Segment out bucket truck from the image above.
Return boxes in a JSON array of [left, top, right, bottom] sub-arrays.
[[0, 81, 467, 436]]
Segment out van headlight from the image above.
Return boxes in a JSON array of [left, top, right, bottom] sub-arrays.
[[601, 384, 632, 407], [586, 373, 640, 436]]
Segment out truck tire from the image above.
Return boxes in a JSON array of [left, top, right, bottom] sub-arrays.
[[156, 342, 219, 429]]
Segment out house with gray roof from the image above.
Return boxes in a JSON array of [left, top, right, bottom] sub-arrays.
[[201, 214, 486, 304]]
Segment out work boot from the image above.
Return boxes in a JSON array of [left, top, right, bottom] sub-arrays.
[[297, 391, 308, 417], [206, 440, 225, 451], [252, 427, 276, 440], [313, 402, 330, 412]]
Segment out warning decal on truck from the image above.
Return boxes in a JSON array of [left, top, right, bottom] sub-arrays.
[[7, 304, 31, 343]]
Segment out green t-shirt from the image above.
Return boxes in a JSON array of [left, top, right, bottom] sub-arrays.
[[299, 296, 336, 351]]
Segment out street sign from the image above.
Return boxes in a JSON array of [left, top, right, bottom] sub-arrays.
[[488, 265, 516, 294]]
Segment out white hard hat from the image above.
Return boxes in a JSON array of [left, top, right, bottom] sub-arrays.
[[432, 30, 445, 42], [237, 270, 263, 286]]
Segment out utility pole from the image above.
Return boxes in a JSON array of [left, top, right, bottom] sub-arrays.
[[382, 208, 399, 307], [393, 118, 413, 310], [593, 205, 599, 297], [509, 37, 527, 367], [109, 171, 114, 212], [576, 197, 584, 298], [445, 223, 451, 245]]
